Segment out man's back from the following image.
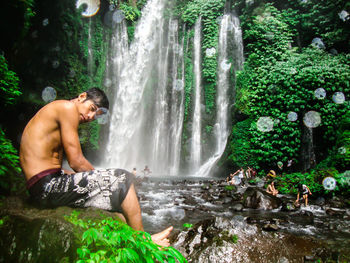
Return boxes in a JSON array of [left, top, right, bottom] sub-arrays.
[[20, 100, 78, 180]]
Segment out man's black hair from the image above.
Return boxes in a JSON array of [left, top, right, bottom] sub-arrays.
[[85, 87, 109, 109]]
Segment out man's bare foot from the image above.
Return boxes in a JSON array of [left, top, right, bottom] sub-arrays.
[[151, 226, 173, 247]]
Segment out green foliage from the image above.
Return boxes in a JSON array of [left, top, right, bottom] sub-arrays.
[[231, 234, 238, 244], [234, 3, 350, 172], [275, 167, 349, 196], [0, 128, 23, 195], [228, 118, 257, 169], [65, 211, 187, 263], [224, 185, 235, 191], [183, 223, 193, 229], [0, 55, 21, 106], [119, 3, 141, 22], [181, 0, 225, 114]]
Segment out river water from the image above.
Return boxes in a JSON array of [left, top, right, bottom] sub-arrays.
[[136, 176, 350, 252]]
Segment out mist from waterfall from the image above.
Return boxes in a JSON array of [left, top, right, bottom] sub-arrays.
[[103, 0, 185, 175], [194, 13, 244, 177], [190, 17, 202, 173]]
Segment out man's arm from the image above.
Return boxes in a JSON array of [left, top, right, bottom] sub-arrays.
[[305, 185, 312, 195], [58, 103, 94, 172]]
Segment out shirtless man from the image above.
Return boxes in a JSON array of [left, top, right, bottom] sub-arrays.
[[20, 88, 172, 246]]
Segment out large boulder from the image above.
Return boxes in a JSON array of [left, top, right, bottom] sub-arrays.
[[171, 216, 350, 263], [0, 196, 116, 263], [243, 187, 282, 210]]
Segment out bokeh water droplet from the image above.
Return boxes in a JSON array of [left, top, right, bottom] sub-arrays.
[[174, 79, 184, 91], [330, 48, 338, 55], [332, 92, 345, 104], [69, 69, 76, 78], [76, 0, 100, 17], [205, 47, 216, 58], [109, 4, 115, 11], [42, 86, 57, 102], [257, 117, 274, 132], [314, 88, 326, 99], [95, 107, 109, 125], [311, 38, 325, 49], [303, 111, 321, 128], [287, 111, 298, 122], [31, 31, 38, 38], [42, 18, 49, 26], [220, 60, 231, 71], [265, 32, 274, 40], [104, 78, 112, 88], [322, 177, 336, 190], [112, 10, 125, 24], [338, 10, 350, 21], [338, 146, 346, 154], [52, 60, 60, 69], [274, 119, 280, 125]]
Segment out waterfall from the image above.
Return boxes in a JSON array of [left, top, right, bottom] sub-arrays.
[[194, 13, 244, 177], [103, 0, 186, 175], [168, 24, 186, 175], [87, 19, 93, 75], [190, 17, 202, 172]]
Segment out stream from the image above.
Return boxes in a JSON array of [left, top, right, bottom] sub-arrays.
[[136, 176, 350, 252]]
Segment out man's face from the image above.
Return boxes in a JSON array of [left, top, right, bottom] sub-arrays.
[[78, 99, 99, 123]]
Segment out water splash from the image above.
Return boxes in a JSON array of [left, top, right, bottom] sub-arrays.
[[194, 13, 244, 177]]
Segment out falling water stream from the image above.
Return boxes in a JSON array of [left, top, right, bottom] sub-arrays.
[[189, 17, 203, 173], [194, 13, 244, 177], [103, 2, 244, 177]]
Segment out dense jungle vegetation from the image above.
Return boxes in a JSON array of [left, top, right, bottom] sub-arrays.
[[1, 0, 349, 195], [0, 0, 349, 261]]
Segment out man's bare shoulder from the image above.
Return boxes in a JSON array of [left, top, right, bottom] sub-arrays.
[[43, 100, 77, 115]]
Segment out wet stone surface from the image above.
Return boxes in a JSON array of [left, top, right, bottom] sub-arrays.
[[136, 177, 350, 262]]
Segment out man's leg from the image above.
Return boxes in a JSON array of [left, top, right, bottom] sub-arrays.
[[121, 183, 143, 231], [120, 183, 173, 246]]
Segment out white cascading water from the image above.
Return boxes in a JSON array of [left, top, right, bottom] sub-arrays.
[[104, 0, 167, 170], [194, 13, 244, 177], [87, 19, 93, 75], [190, 17, 202, 173], [103, 0, 186, 175], [168, 23, 186, 175]]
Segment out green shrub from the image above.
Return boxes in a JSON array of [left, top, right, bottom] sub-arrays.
[[65, 211, 187, 263]]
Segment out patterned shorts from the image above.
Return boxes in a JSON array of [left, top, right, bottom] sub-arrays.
[[28, 168, 135, 213]]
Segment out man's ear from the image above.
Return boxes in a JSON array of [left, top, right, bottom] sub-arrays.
[[78, 92, 87, 102]]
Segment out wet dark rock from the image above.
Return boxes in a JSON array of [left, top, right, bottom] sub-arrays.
[[326, 208, 345, 217], [231, 203, 243, 212], [223, 197, 233, 204], [281, 202, 297, 212], [262, 223, 279, 231], [315, 197, 326, 206], [243, 187, 282, 210], [172, 216, 345, 263], [304, 255, 316, 262], [0, 196, 117, 263]]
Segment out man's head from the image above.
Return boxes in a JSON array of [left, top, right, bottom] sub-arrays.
[[84, 87, 109, 109], [73, 88, 109, 123]]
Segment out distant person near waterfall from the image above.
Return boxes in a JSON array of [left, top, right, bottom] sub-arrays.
[[19, 88, 172, 246], [295, 183, 312, 207]]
